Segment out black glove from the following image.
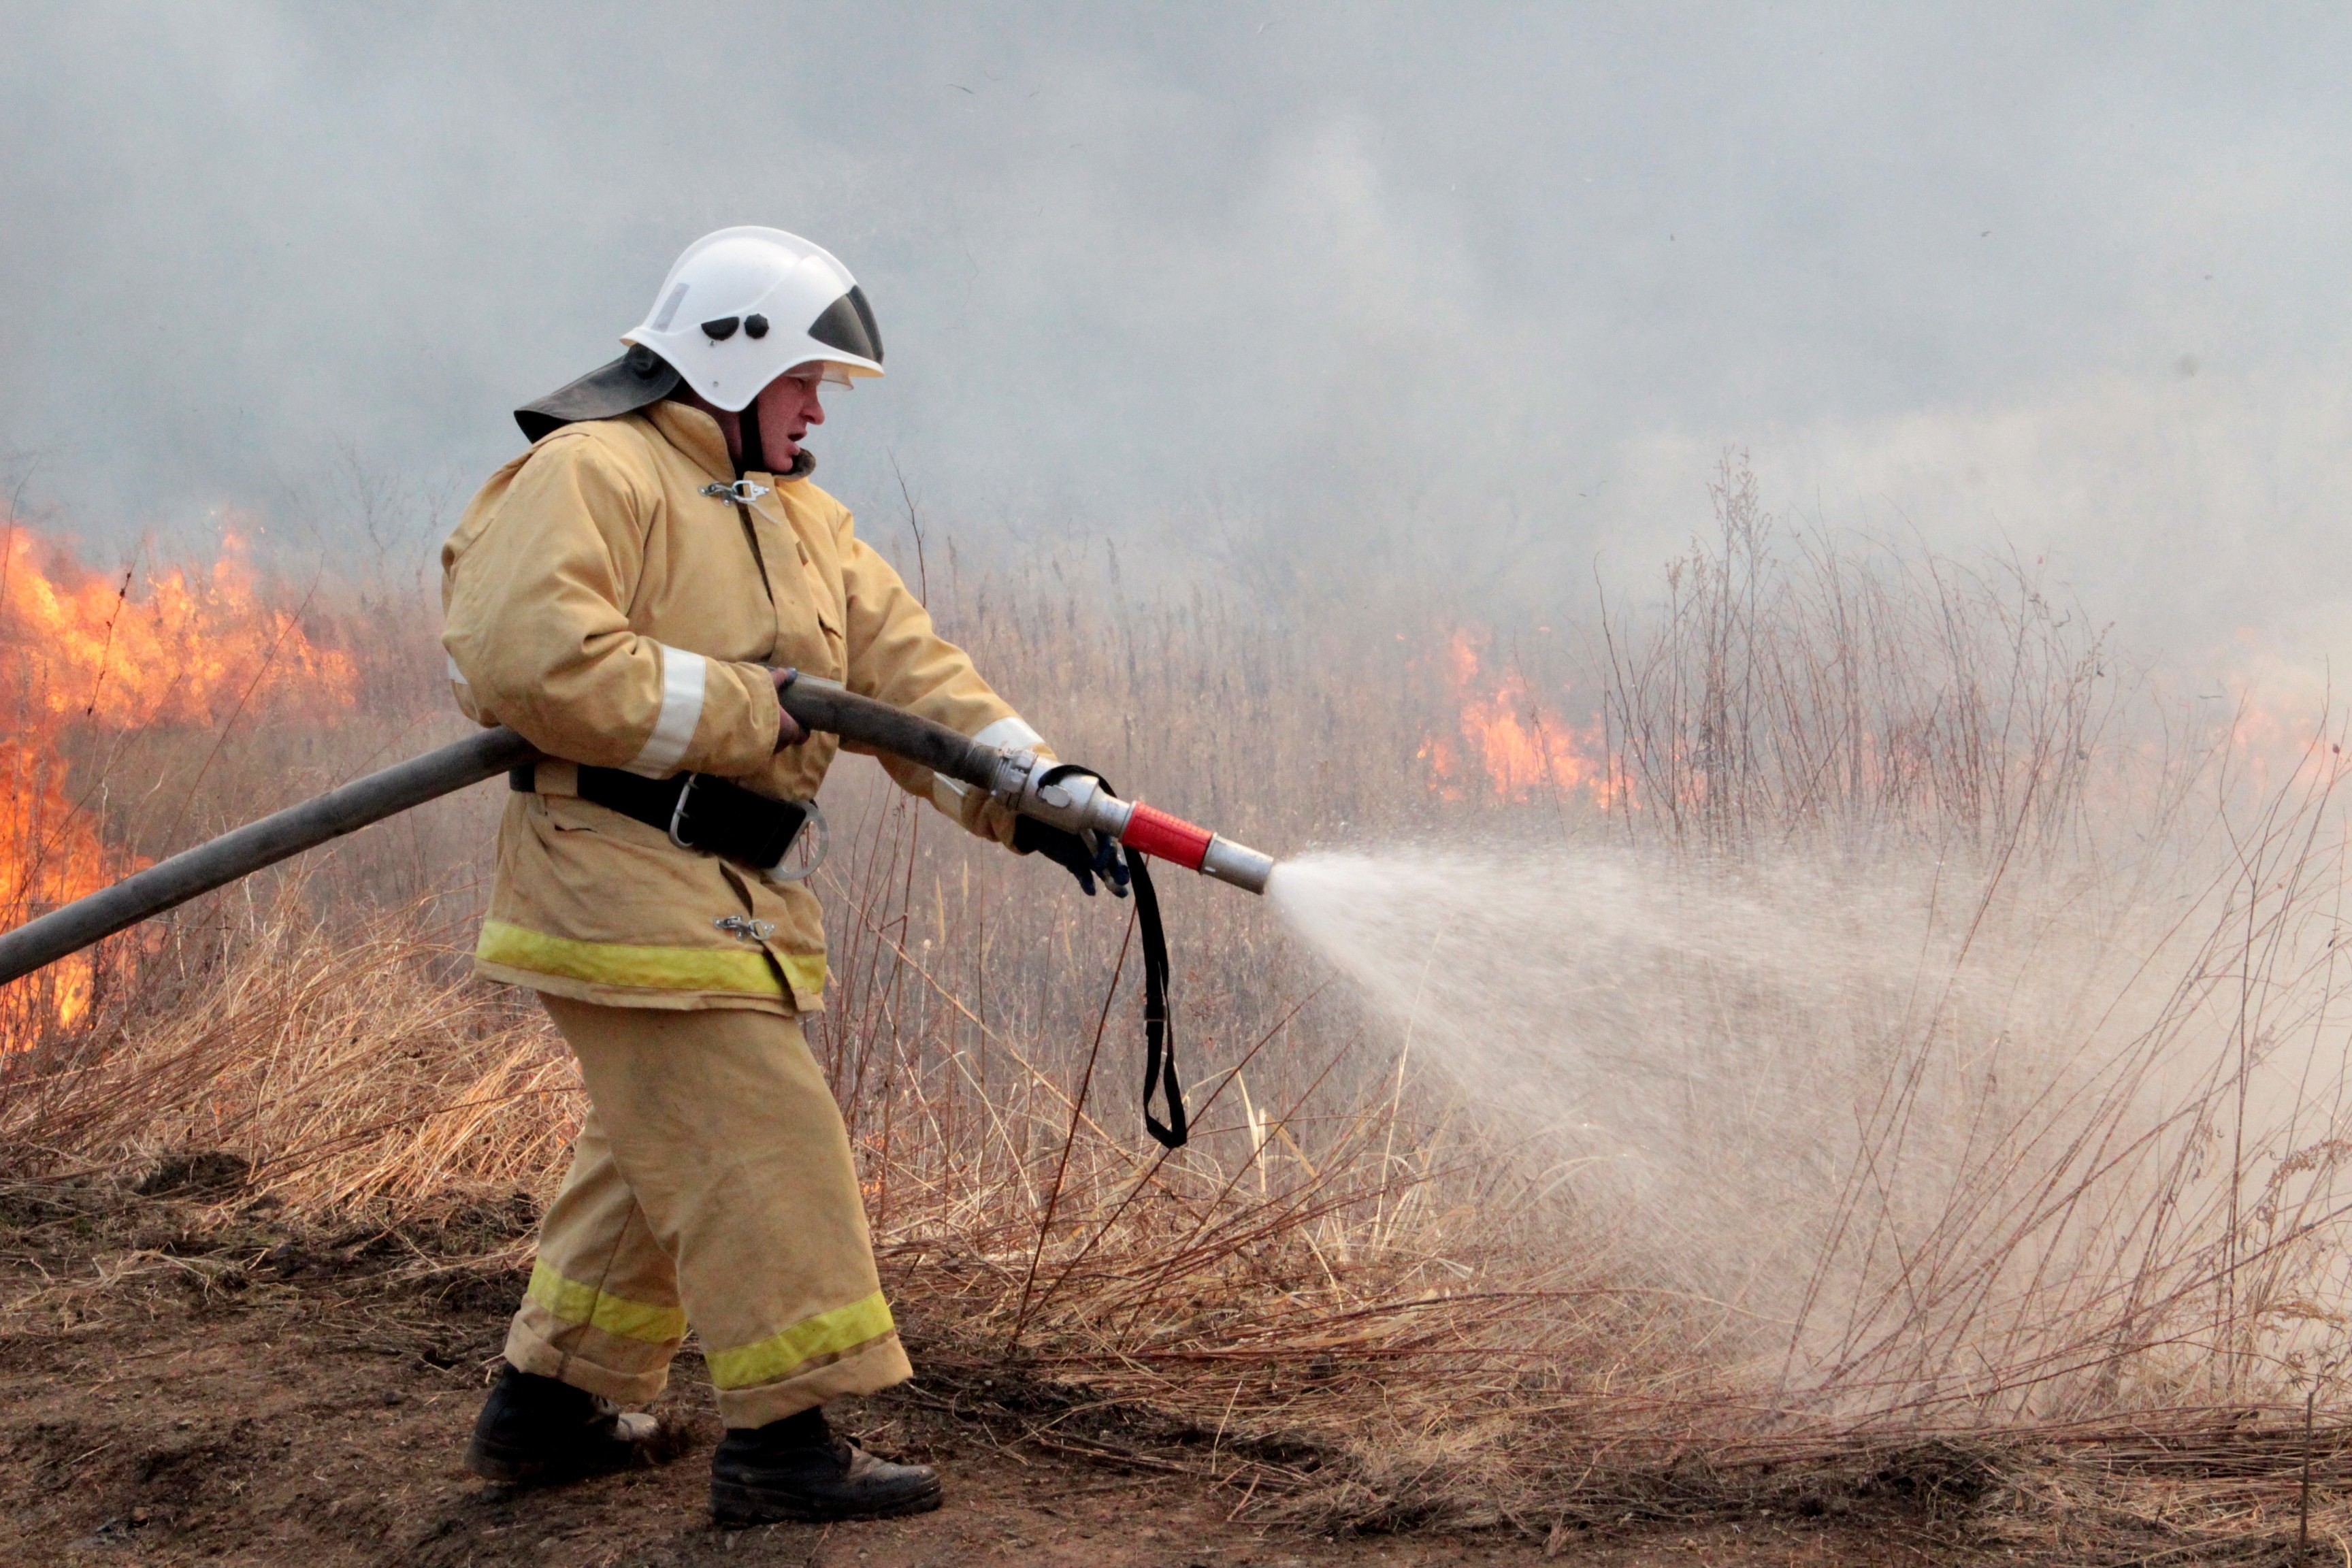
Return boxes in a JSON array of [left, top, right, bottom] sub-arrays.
[[1013, 815, 1131, 898]]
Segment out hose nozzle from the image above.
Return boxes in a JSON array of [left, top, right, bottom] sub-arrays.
[[994, 752, 1276, 895]]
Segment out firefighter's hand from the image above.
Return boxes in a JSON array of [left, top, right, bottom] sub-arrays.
[[1013, 817, 1131, 898], [769, 668, 808, 749]]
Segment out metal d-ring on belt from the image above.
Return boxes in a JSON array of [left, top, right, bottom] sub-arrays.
[[509, 763, 828, 883]]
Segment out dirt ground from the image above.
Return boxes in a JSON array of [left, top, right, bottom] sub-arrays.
[[0, 1179, 1999, 1567]]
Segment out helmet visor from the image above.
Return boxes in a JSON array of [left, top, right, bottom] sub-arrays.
[[806, 286, 883, 367], [780, 363, 858, 390]]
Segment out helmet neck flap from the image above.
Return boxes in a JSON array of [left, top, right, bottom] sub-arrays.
[[514, 343, 680, 443]]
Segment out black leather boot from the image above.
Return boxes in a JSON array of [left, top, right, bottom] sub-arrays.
[[709, 1406, 942, 1524], [466, 1365, 664, 1484]]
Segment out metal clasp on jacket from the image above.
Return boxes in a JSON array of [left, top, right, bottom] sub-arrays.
[[702, 479, 770, 504], [714, 914, 777, 942]]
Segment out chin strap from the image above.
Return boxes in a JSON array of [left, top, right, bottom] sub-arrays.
[[736, 384, 768, 477]]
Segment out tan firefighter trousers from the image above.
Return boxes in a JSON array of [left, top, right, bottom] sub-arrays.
[[503, 996, 912, 1428]]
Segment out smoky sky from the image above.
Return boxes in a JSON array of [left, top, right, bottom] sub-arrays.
[[5, 3, 2352, 683]]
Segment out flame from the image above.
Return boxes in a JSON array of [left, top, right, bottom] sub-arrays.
[[0, 523, 359, 1036], [1420, 627, 1608, 806], [2188, 627, 2349, 797]]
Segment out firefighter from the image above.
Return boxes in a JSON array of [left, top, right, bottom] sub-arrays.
[[440, 227, 1122, 1524]]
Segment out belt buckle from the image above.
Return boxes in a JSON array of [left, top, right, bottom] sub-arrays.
[[667, 774, 702, 851]]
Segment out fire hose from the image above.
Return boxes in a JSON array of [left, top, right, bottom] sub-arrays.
[[0, 674, 1277, 1146]]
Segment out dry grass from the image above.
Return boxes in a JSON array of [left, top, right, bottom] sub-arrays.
[[0, 895, 568, 1215], [4, 459, 2352, 1555]]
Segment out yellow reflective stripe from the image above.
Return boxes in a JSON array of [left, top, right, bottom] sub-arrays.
[[777, 951, 828, 999], [478, 919, 785, 996], [526, 1258, 687, 1344], [705, 1290, 896, 1390]]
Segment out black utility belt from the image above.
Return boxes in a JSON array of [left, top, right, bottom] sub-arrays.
[[510, 764, 823, 878]]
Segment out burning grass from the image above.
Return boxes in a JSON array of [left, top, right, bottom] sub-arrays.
[[5, 464, 2352, 1557]]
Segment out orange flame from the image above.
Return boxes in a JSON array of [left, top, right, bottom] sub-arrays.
[[2178, 628, 2351, 800], [0, 523, 359, 1034], [1419, 628, 1607, 806]]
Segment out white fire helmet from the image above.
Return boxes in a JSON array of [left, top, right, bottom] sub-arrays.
[[623, 227, 884, 412]]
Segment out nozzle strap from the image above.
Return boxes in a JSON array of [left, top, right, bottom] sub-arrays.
[[1126, 852, 1186, 1149], [1040, 763, 1185, 1149]]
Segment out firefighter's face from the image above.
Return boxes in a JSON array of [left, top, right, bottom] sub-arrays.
[[755, 370, 826, 466]]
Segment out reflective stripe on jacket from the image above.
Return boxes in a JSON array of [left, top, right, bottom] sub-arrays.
[[442, 400, 1037, 1013]]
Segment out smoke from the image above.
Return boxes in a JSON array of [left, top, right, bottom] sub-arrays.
[[5, 5, 2352, 677]]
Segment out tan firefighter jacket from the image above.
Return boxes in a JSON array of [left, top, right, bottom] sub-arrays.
[[441, 399, 1042, 1014]]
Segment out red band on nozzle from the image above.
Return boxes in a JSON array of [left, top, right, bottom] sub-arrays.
[[1120, 802, 1214, 869]]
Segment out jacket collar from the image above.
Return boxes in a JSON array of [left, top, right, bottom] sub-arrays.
[[644, 401, 817, 485], [646, 400, 733, 483]]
